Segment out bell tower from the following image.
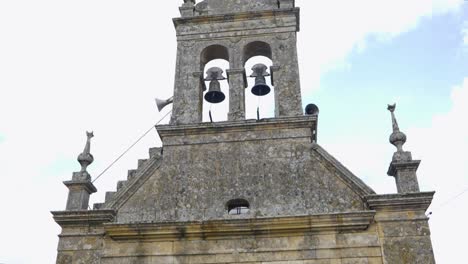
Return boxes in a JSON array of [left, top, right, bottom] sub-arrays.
[[53, 1, 436, 263], [171, 0, 302, 124]]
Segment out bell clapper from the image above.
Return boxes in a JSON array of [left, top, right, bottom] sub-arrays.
[[209, 104, 214, 123], [257, 95, 261, 121]]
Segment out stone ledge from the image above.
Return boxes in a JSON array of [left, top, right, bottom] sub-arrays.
[[52, 210, 116, 227], [105, 211, 375, 242], [157, 115, 316, 137], [365, 192, 435, 212], [387, 160, 420, 177], [63, 180, 97, 194], [173, 8, 300, 32], [157, 116, 317, 146]]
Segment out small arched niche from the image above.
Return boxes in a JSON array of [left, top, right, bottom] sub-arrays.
[[200, 45, 230, 123], [226, 199, 250, 215], [243, 41, 274, 119]]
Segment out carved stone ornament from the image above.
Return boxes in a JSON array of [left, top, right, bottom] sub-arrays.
[[387, 104, 412, 162], [77, 131, 94, 173]]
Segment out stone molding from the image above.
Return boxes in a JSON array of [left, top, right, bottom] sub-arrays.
[[279, 0, 295, 8], [226, 68, 247, 88], [157, 115, 316, 136], [387, 159, 420, 177], [173, 8, 300, 32], [156, 116, 317, 146], [365, 192, 435, 212], [192, 71, 207, 91], [52, 210, 116, 227], [270, 65, 281, 86], [63, 180, 97, 194], [105, 211, 375, 242]]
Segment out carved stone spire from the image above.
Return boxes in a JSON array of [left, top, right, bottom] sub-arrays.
[[77, 131, 94, 174], [386, 104, 420, 193], [63, 131, 97, 210], [387, 104, 411, 162]]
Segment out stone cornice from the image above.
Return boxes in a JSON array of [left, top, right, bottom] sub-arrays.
[[173, 8, 300, 32], [387, 160, 421, 177], [157, 115, 316, 136], [156, 116, 317, 146], [365, 192, 435, 212], [63, 180, 97, 194], [52, 210, 116, 227], [105, 211, 375, 242]]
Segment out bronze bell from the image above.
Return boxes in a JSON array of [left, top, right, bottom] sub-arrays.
[[204, 67, 226, 104], [250, 64, 271, 96]]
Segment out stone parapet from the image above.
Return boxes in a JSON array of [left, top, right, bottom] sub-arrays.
[[157, 115, 317, 146]]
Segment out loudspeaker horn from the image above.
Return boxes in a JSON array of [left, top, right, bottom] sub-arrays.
[[155, 97, 174, 112]]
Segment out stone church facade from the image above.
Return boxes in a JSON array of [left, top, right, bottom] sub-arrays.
[[52, 1, 436, 263]]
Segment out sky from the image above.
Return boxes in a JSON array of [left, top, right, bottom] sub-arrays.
[[0, 0, 467, 263]]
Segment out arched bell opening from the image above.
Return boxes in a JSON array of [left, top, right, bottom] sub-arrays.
[[200, 45, 230, 123], [243, 41, 272, 65], [243, 41, 274, 120], [244, 55, 274, 120]]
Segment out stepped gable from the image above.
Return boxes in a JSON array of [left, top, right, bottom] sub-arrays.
[[114, 117, 375, 223], [92, 147, 163, 210]]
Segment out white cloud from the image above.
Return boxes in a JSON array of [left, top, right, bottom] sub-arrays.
[[406, 78, 468, 193], [405, 78, 468, 263], [0, 1, 465, 263], [323, 78, 468, 263], [463, 21, 468, 46], [297, 0, 464, 94]]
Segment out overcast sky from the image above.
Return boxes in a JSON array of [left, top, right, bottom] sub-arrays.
[[0, 1, 467, 263]]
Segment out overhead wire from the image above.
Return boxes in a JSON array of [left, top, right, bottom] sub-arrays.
[[428, 186, 468, 216], [91, 110, 172, 184]]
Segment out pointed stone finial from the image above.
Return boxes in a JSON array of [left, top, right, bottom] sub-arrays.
[[77, 131, 94, 175], [386, 104, 420, 193], [64, 131, 97, 210], [387, 104, 411, 162]]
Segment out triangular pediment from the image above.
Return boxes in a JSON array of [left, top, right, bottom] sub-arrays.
[[98, 118, 375, 224]]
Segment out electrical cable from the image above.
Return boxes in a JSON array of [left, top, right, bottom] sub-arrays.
[[428, 186, 468, 216], [91, 110, 172, 184]]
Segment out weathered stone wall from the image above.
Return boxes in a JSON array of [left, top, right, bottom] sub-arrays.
[[367, 193, 436, 264], [100, 229, 384, 263], [55, 205, 435, 264], [56, 226, 105, 264], [116, 117, 367, 223], [194, 0, 280, 16]]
